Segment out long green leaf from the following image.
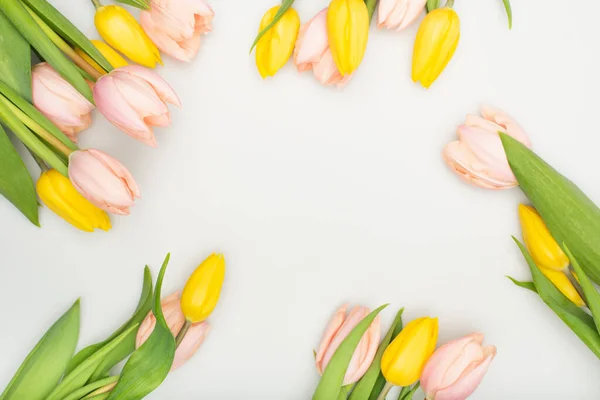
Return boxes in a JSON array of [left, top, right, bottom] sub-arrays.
[[19, 0, 113, 72], [565, 246, 600, 333], [0, 0, 93, 102], [249, 0, 294, 53], [0, 10, 31, 101], [350, 308, 403, 400], [107, 254, 176, 400], [501, 132, 600, 285], [368, 314, 405, 400], [506, 276, 537, 293], [513, 237, 600, 359], [313, 304, 389, 400], [0, 300, 80, 400], [0, 124, 38, 225], [61, 376, 119, 400], [502, 0, 512, 29], [66, 266, 153, 376]]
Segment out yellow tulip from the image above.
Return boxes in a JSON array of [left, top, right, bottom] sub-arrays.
[[412, 5, 460, 88], [255, 6, 300, 78], [93, 4, 161, 68], [36, 169, 111, 232], [541, 268, 585, 307], [327, 0, 369, 76], [519, 204, 569, 271], [181, 253, 226, 323], [381, 317, 438, 387], [75, 40, 128, 75]]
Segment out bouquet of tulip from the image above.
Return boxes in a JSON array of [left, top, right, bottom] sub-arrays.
[[250, 0, 511, 88], [0, 252, 225, 400], [0, 0, 214, 231], [310, 305, 496, 400]]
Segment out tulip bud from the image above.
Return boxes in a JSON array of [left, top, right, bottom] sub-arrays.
[[519, 204, 569, 271], [75, 40, 128, 74], [421, 333, 496, 400], [381, 317, 438, 387], [412, 5, 460, 88], [93, 3, 162, 68], [36, 169, 111, 232], [181, 253, 226, 323], [540, 268, 585, 307], [255, 5, 300, 78], [378, 0, 427, 31], [327, 0, 369, 76]]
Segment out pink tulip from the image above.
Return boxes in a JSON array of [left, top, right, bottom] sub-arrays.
[[68, 149, 140, 215], [420, 333, 496, 400], [293, 9, 351, 88], [93, 65, 181, 147], [378, 0, 427, 31], [137, 292, 211, 370], [140, 0, 214, 62], [443, 106, 532, 190], [31, 63, 94, 142], [315, 305, 380, 385]]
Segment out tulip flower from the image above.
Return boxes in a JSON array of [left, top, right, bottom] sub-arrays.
[[381, 317, 438, 393], [327, 0, 369, 76], [93, 65, 181, 146], [92, 1, 162, 68], [315, 305, 381, 385], [293, 8, 351, 87], [412, 1, 460, 88], [518, 204, 569, 272], [137, 292, 211, 370], [420, 333, 496, 400], [75, 40, 129, 75], [36, 169, 111, 232], [31, 63, 94, 142], [68, 149, 140, 215], [181, 253, 226, 323], [255, 5, 300, 78], [378, 0, 427, 31], [443, 106, 532, 190], [140, 0, 214, 62]]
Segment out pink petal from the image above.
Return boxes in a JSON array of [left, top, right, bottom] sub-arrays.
[[315, 305, 348, 374], [87, 149, 141, 199], [171, 322, 210, 370], [294, 9, 329, 70], [119, 65, 181, 107], [481, 106, 531, 148]]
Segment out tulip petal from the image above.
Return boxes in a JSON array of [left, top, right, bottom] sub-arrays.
[[120, 65, 181, 107], [434, 347, 496, 400], [171, 322, 210, 370], [481, 106, 531, 148], [87, 149, 141, 199], [294, 9, 329, 70], [315, 305, 348, 374]]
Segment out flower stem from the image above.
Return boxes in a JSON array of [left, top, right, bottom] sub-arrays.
[[377, 382, 395, 400], [175, 319, 192, 348], [337, 385, 352, 400], [90, 0, 103, 9], [365, 0, 378, 21], [2, 99, 73, 156], [24, 5, 102, 81], [29, 149, 49, 172], [446, 0, 454, 8]]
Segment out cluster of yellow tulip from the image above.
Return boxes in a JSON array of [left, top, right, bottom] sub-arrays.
[[252, 0, 510, 88]]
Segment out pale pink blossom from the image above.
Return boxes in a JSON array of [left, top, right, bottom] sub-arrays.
[[137, 292, 210, 370], [32, 63, 94, 142], [140, 0, 214, 62], [378, 0, 427, 31], [93, 65, 180, 147], [68, 149, 140, 215], [443, 106, 532, 190], [293, 9, 351, 88], [315, 305, 380, 385], [421, 333, 496, 400]]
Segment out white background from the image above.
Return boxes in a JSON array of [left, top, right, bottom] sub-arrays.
[[1, 0, 599, 398]]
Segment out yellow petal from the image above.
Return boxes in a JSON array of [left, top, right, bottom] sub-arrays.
[[181, 253, 226, 323], [541, 268, 585, 307], [255, 6, 300, 78], [327, 0, 369, 75]]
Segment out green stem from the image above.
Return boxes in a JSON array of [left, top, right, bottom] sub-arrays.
[[28, 149, 49, 172], [502, 0, 512, 29], [397, 387, 409, 400], [337, 385, 352, 400], [400, 382, 420, 400], [91, 0, 103, 8], [62, 376, 118, 400], [24, 5, 101, 81], [377, 382, 395, 400], [365, 0, 378, 21], [2, 99, 73, 156], [175, 319, 192, 348], [446, 0, 454, 7]]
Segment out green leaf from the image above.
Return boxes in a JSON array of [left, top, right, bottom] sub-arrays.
[[426, 0, 440, 12], [114, 0, 150, 10], [0, 300, 80, 400], [19, 0, 113, 72], [502, 0, 512, 29], [0, 124, 38, 225], [313, 304, 389, 400], [0, 0, 93, 102], [249, 0, 294, 53], [350, 308, 403, 400], [85, 394, 110, 400], [368, 313, 405, 400], [506, 276, 537, 293], [513, 237, 600, 359], [66, 266, 153, 377], [399, 382, 420, 400], [107, 254, 176, 400], [46, 324, 139, 400], [564, 246, 600, 333], [0, 10, 32, 101], [501, 132, 600, 285], [61, 376, 119, 400]]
